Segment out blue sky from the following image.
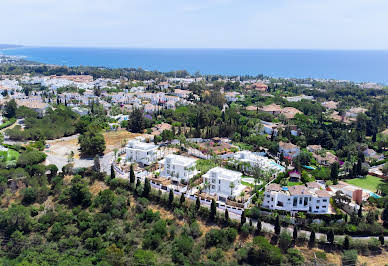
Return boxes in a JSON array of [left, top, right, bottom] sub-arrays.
[[1, 0, 388, 49]]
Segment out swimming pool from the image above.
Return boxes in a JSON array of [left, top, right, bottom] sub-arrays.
[[270, 161, 285, 172], [369, 192, 381, 199]]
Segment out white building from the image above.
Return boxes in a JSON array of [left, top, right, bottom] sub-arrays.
[[262, 183, 330, 214], [232, 150, 285, 174], [159, 154, 197, 184], [126, 140, 158, 166], [203, 167, 246, 202]]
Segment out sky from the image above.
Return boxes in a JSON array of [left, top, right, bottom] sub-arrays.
[[1, 0, 388, 49]]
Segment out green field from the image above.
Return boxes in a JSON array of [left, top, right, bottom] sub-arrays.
[[345, 175, 385, 192], [0, 149, 20, 162]]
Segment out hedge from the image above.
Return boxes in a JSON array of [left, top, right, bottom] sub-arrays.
[[0, 118, 16, 130]]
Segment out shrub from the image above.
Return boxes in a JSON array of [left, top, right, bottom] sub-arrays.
[[342, 250, 358, 265], [287, 248, 304, 265]]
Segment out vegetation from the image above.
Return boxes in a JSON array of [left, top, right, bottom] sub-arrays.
[[345, 175, 385, 192]]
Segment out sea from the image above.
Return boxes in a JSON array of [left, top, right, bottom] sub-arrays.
[[2, 47, 388, 84]]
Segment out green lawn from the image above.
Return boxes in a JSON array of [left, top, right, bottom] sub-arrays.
[[0, 149, 20, 162], [344, 175, 385, 192], [287, 181, 303, 186]]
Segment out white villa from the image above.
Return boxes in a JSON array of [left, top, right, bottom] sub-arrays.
[[232, 150, 285, 174], [126, 139, 158, 166], [203, 167, 246, 202], [262, 183, 330, 214], [159, 154, 197, 184]]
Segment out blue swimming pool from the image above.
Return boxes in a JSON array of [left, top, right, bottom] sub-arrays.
[[369, 192, 381, 199]]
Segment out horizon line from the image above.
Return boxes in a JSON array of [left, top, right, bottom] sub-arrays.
[[3, 44, 388, 52]]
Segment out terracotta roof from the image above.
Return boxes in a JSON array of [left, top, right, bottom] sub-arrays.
[[306, 182, 321, 189], [315, 190, 331, 198], [289, 185, 312, 196], [279, 141, 298, 150], [266, 183, 281, 192], [261, 103, 282, 112], [280, 107, 303, 119]]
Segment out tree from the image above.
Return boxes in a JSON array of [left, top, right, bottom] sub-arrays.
[[379, 234, 384, 245], [229, 181, 235, 196], [127, 108, 146, 133], [168, 190, 174, 207], [4, 99, 17, 118], [256, 219, 262, 234], [330, 162, 339, 184], [343, 235, 350, 250], [130, 164, 135, 185], [241, 210, 246, 226], [93, 155, 101, 172], [274, 215, 281, 235], [309, 230, 315, 245], [79, 130, 106, 157], [143, 178, 151, 198], [293, 226, 298, 241], [358, 203, 363, 218], [224, 209, 229, 225], [382, 205, 388, 226], [196, 196, 200, 211], [110, 164, 115, 179], [133, 249, 156, 266], [327, 229, 334, 244], [180, 193, 185, 205], [210, 199, 217, 222]]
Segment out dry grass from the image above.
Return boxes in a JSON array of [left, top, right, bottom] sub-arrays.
[[89, 181, 109, 196], [103, 130, 140, 153], [358, 250, 388, 266]]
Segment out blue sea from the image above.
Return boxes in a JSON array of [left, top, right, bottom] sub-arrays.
[[2, 47, 388, 83]]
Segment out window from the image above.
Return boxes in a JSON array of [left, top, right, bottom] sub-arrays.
[[271, 197, 274, 201], [212, 179, 215, 183], [212, 185, 215, 189], [293, 198, 297, 207], [299, 198, 302, 205], [219, 180, 221, 184], [266, 195, 270, 198], [304, 197, 308, 206], [322, 206, 326, 208], [316, 206, 319, 209], [317, 200, 320, 203], [323, 199, 327, 202]]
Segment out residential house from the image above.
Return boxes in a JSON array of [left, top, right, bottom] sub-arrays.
[[126, 140, 158, 166], [262, 183, 330, 214], [203, 167, 246, 202], [279, 141, 300, 159], [250, 82, 268, 92], [160, 154, 197, 184]]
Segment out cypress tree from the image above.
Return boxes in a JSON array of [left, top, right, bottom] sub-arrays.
[[343, 235, 350, 250], [168, 189, 174, 207], [274, 215, 281, 235], [224, 209, 229, 225], [249, 218, 253, 227], [129, 164, 135, 185], [93, 155, 101, 172], [210, 199, 217, 222], [196, 196, 200, 211], [309, 230, 316, 245], [379, 234, 384, 245], [293, 225, 298, 240], [110, 164, 115, 179], [241, 210, 246, 226], [142, 178, 151, 198], [358, 203, 363, 218], [256, 219, 262, 234], [327, 229, 334, 244], [180, 193, 185, 205]]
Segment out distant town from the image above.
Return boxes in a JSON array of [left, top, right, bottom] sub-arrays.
[[0, 55, 387, 265]]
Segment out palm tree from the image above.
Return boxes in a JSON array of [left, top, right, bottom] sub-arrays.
[[229, 182, 235, 196]]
